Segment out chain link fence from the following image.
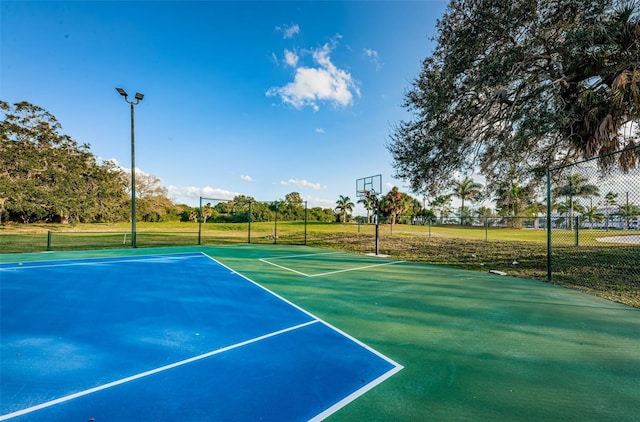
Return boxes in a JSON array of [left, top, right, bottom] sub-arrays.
[[547, 146, 640, 288]]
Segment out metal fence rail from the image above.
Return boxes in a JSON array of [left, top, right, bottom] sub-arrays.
[[547, 145, 640, 284]]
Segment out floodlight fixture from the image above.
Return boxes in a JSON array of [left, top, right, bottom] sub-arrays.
[[116, 87, 127, 97], [134, 92, 144, 101]]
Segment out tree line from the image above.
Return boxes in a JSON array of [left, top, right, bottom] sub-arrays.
[[0, 101, 339, 224], [183, 192, 335, 223], [337, 174, 639, 230]]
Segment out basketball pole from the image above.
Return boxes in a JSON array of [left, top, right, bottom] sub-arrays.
[[375, 195, 380, 255]]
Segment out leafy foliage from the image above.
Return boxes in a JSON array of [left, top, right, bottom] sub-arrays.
[[451, 176, 483, 223], [389, 0, 640, 196], [335, 195, 355, 223], [0, 101, 129, 223]]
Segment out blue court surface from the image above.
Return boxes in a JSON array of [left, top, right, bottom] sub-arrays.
[[0, 252, 402, 421]]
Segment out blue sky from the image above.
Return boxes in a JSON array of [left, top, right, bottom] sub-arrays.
[[1, 0, 446, 212]]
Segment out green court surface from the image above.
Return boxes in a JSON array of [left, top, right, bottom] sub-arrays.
[[3, 244, 639, 421]]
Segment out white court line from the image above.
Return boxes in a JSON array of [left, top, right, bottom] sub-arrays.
[[0, 320, 319, 421], [311, 363, 404, 422], [259, 256, 405, 278], [258, 251, 349, 277], [308, 260, 406, 277], [261, 251, 346, 260], [0, 252, 202, 271], [259, 258, 312, 277]]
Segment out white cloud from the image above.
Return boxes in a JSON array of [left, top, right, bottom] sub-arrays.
[[267, 42, 360, 110], [240, 174, 254, 182], [105, 158, 155, 179], [280, 179, 326, 190], [284, 49, 298, 67], [167, 185, 239, 203], [304, 195, 336, 209], [276, 23, 300, 39], [315, 128, 324, 134], [364, 48, 381, 70]]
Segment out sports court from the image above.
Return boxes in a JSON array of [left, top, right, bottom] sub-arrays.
[[2, 244, 640, 421], [0, 251, 401, 421]]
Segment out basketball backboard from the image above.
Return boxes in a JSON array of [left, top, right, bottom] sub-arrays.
[[356, 174, 382, 198]]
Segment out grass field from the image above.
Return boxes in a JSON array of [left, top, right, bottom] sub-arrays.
[[1, 221, 638, 307]]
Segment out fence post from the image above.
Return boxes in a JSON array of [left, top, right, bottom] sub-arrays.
[[198, 218, 202, 246], [47, 231, 52, 251], [198, 196, 202, 246], [274, 202, 278, 244], [485, 217, 488, 242], [575, 216, 580, 247], [546, 168, 552, 282], [248, 201, 252, 244]]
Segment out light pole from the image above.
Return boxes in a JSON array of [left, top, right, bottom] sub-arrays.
[[116, 88, 144, 248]]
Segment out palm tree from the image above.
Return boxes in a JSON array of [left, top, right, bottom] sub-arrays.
[[601, 191, 618, 231], [383, 187, 410, 226], [357, 195, 376, 224], [335, 195, 354, 223], [496, 182, 531, 228], [556, 198, 586, 229], [581, 205, 604, 229], [475, 206, 494, 227], [554, 174, 599, 229], [429, 194, 452, 223], [615, 203, 640, 230], [525, 200, 546, 230], [410, 198, 423, 224], [452, 176, 482, 225]]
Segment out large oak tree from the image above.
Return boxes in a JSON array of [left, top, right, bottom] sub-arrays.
[[1, 101, 129, 223], [388, 0, 640, 196]]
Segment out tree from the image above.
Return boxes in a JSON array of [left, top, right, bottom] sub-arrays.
[[0, 101, 129, 223], [388, 0, 640, 196], [615, 202, 640, 229], [420, 208, 437, 225], [495, 182, 533, 227], [382, 187, 413, 226], [409, 197, 424, 224], [282, 192, 305, 220], [556, 198, 587, 229], [335, 195, 354, 223], [554, 173, 600, 229], [475, 206, 495, 226], [307, 207, 335, 222], [496, 183, 531, 217], [525, 200, 547, 229], [358, 195, 376, 224], [601, 191, 619, 230], [430, 194, 453, 222], [123, 172, 176, 222], [451, 176, 482, 224], [581, 205, 605, 229]]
